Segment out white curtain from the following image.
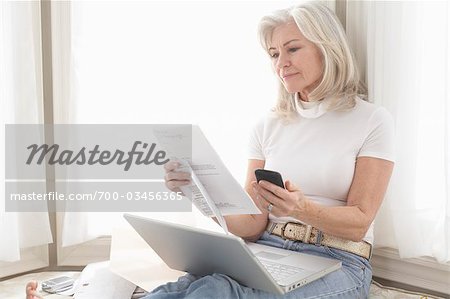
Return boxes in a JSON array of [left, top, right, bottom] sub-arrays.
[[0, 1, 53, 262], [55, 1, 336, 246], [347, 1, 449, 263], [55, 1, 288, 245]]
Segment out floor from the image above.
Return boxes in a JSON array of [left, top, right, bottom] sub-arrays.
[[0, 271, 446, 299], [0, 271, 80, 298]]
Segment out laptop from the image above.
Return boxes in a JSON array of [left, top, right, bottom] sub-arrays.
[[124, 214, 341, 295]]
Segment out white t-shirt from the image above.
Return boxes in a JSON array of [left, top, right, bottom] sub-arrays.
[[248, 95, 395, 244]]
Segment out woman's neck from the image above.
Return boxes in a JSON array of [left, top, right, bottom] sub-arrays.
[[298, 91, 310, 102]]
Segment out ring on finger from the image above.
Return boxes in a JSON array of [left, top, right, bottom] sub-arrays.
[[267, 203, 274, 213]]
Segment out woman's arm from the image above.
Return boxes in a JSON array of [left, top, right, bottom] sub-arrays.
[[253, 157, 394, 242], [224, 159, 269, 242], [164, 159, 269, 242]]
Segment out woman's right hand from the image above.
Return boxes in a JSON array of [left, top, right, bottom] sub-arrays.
[[164, 161, 191, 193]]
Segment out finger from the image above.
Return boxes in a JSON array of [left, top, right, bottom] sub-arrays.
[[26, 281, 37, 291], [165, 180, 179, 192], [165, 180, 190, 192], [256, 193, 267, 205], [259, 189, 285, 209], [30, 290, 43, 299], [259, 199, 279, 215], [258, 180, 288, 198], [255, 181, 284, 201], [253, 184, 272, 206], [285, 180, 300, 192], [165, 171, 191, 182], [256, 189, 282, 208], [163, 161, 179, 172], [256, 195, 270, 213], [268, 204, 280, 216]]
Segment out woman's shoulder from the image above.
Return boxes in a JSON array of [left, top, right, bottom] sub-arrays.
[[352, 97, 393, 120], [250, 110, 287, 135], [254, 109, 282, 125]]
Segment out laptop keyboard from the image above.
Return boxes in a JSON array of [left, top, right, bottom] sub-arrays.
[[259, 259, 304, 283]]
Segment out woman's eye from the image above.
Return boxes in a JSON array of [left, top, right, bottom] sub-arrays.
[[270, 53, 279, 59], [288, 47, 300, 53]]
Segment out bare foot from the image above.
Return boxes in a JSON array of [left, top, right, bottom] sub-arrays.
[[25, 280, 43, 299]]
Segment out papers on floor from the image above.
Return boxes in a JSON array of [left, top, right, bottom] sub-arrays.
[[154, 125, 261, 233], [73, 261, 136, 299]]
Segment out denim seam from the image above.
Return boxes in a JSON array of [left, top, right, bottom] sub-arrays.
[[302, 275, 364, 299], [316, 284, 362, 299], [301, 259, 367, 299], [282, 239, 291, 250], [323, 246, 367, 270]]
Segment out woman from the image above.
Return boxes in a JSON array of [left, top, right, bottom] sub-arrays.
[[153, 2, 394, 299]]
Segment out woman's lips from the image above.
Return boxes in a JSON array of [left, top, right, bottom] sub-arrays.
[[282, 72, 300, 80]]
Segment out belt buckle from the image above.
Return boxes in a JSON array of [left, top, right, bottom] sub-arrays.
[[303, 225, 312, 243], [281, 222, 313, 243], [367, 242, 373, 260], [280, 222, 289, 239]]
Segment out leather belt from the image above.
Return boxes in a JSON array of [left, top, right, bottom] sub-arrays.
[[266, 221, 372, 260]]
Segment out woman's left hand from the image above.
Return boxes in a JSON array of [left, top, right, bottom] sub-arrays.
[[252, 180, 307, 218]]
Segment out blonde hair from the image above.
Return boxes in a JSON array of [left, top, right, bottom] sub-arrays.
[[258, 2, 367, 120]]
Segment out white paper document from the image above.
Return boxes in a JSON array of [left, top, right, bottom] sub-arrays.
[[154, 125, 261, 230], [73, 261, 136, 299]]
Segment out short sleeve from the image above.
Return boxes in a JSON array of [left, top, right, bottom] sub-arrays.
[[248, 118, 265, 160], [358, 107, 396, 162]]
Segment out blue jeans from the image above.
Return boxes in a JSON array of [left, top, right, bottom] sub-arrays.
[[143, 231, 372, 299]]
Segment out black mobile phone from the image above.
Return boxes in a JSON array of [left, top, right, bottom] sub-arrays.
[[255, 169, 285, 189]]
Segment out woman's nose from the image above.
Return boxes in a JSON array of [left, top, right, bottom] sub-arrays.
[[276, 52, 291, 70]]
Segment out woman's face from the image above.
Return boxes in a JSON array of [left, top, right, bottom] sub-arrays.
[[269, 22, 323, 100]]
